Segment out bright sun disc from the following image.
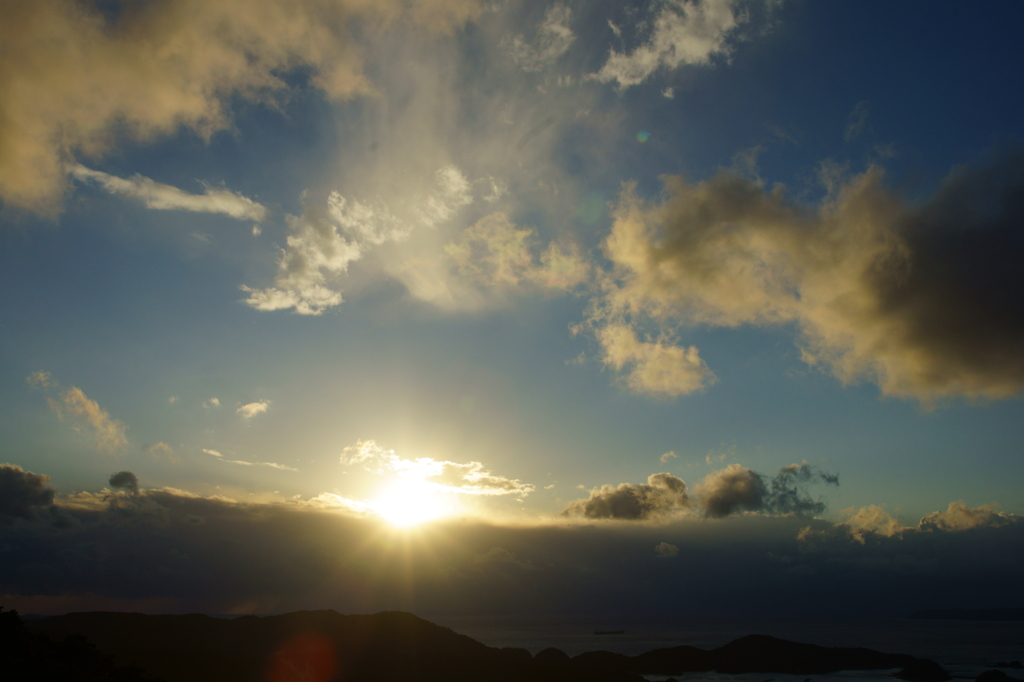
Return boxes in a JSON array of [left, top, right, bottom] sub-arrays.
[[372, 479, 449, 527]]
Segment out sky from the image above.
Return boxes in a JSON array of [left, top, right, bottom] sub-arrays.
[[2, 0, 1024, 620]]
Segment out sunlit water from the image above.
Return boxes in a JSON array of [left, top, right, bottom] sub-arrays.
[[427, 616, 1024, 681]]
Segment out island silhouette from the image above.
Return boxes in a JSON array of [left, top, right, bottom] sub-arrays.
[[6, 607, 985, 682]]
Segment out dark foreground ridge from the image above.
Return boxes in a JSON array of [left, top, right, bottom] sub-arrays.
[[23, 609, 938, 682]]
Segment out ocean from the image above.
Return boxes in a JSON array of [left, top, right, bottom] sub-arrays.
[[427, 616, 1024, 681]]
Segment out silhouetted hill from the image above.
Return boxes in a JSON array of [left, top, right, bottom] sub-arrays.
[[28, 610, 642, 682], [27, 610, 939, 682], [1, 607, 162, 681], [910, 608, 1024, 621]]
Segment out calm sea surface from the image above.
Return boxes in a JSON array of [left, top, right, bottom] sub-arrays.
[[426, 616, 1024, 681]]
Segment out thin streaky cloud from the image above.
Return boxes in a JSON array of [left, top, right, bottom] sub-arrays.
[[70, 165, 267, 221], [203, 449, 297, 472]]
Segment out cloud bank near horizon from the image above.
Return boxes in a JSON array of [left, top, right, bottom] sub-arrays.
[[0, 465, 1020, 619]]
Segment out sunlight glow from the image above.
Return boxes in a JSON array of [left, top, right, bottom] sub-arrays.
[[372, 478, 451, 527]]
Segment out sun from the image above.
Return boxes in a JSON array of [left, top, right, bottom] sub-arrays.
[[372, 478, 451, 527]]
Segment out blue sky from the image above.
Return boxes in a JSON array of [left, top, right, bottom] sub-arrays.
[[2, 0, 1023, 617]]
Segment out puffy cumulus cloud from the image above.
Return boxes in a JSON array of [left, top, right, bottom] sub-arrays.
[[0, 464, 55, 522], [597, 150, 1024, 403], [242, 166, 472, 315], [70, 166, 266, 221], [806, 501, 1023, 549], [236, 401, 270, 419], [108, 471, 140, 496], [565, 463, 836, 521], [505, 3, 575, 72], [46, 386, 128, 453], [836, 504, 906, 540], [693, 464, 766, 518], [695, 463, 837, 518], [918, 500, 1019, 533], [444, 212, 590, 291], [341, 440, 534, 497], [591, 0, 777, 88], [0, 0, 481, 214], [203, 448, 298, 472], [562, 472, 689, 520], [594, 322, 715, 397]]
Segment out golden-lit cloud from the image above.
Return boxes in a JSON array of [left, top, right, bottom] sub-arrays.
[[445, 212, 590, 291], [70, 166, 267, 221], [562, 472, 690, 520], [236, 401, 270, 419], [593, 151, 1024, 402], [0, 0, 481, 214], [45, 386, 128, 453], [594, 322, 715, 397], [242, 166, 472, 315], [341, 440, 534, 497]]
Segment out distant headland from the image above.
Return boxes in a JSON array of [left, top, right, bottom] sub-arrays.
[[4, 607, 994, 682]]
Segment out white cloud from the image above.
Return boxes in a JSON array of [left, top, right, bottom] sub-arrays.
[[203, 398, 221, 409], [341, 440, 534, 497], [662, 86, 675, 99], [660, 451, 678, 464], [70, 165, 267, 221], [203, 448, 297, 472], [236, 401, 270, 419], [506, 4, 575, 72], [242, 165, 472, 315], [591, 0, 749, 89]]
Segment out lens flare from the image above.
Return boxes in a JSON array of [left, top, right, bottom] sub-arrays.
[[637, 130, 650, 143]]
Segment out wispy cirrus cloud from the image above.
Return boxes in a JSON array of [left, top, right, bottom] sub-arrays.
[[29, 373, 128, 453], [203, 449, 297, 472], [505, 3, 575, 73], [70, 166, 267, 221]]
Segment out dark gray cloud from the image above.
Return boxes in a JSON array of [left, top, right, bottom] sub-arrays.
[[565, 464, 837, 520], [1, 466, 1023, 620], [561, 472, 689, 519], [108, 471, 139, 496], [596, 148, 1024, 403], [0, 464, 55, 522]]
